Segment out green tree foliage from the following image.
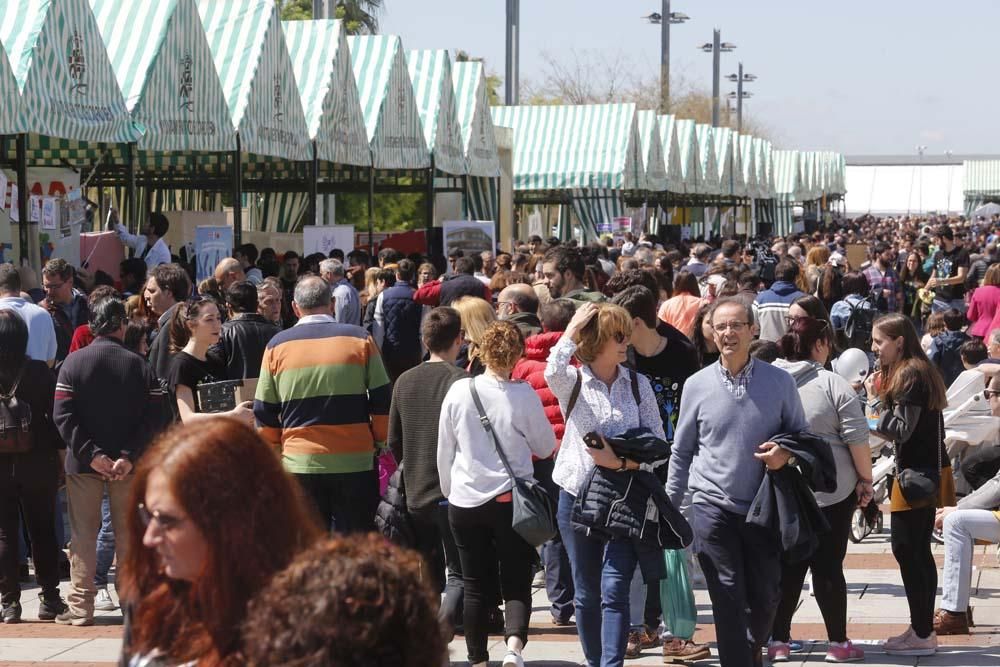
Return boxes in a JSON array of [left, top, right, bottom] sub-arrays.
[[278, 0, 383, 34], [277, 0, 311, 20], [335, 192, 426, 232]]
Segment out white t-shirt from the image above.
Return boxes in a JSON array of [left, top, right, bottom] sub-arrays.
[[0, 296, 56, 363]]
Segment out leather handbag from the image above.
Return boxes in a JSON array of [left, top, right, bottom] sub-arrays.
[[894, 413, 944, 503], [469, 379, 557, 547], [0, 363, 32, 454]]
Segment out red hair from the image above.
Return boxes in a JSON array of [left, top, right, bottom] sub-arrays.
[[119, 418, 321, 665]]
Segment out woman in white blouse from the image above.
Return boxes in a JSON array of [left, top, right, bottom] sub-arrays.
[[438, 320, 556, 667], [543, 302, 665, 667]]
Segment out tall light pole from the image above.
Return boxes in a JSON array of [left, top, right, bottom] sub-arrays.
[[726, 63, 755, 132], [916, 145, 927, 214], [700, 30, 736, 127], [642, 4, 689, 114], [505, 0, 520, 105]]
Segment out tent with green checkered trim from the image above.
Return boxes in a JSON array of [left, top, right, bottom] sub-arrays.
[[0, 36, 20, 133], [694, 124, 720, 196], [962, 159, 1000, 214], [91, 0, 234, 152], [636, 110, 667, 193], [674, 118, 700, 195], [0, 0, 138, 143], [657, 114, 685, 194], [407, 49, 465, 176], [739, 134, 758, 199], [282, 19, 369, 167], [197, 0, 310, 160], [348, 35, 429, 170], [451, 60, 500, 178]]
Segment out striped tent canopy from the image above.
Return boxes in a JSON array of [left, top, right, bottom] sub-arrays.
[[674, 118, 700, 195], [657, 114, 684, 194], [0, 0, 138, 143], [739, 134, 758, 199], [755, 138, 774, 199], [829, 152, 847, 195], [773, 150, 800, 200], [635, 110, 667, 193], [91, 0, 235, 152], [198, 0, 310, 160], [571, 188, 624, 239], [694, 124, 719, 196], [490, 103, 645, 192], [451, 61, 500, 177], [962, 160, 1000, 213], [407, 49, 465, 176], [348, 35, 430, 170], [798, 151, 818, 201], [282, 19, 369, 166], [713, 126, 733, 196], [0, 37, 20, 132]]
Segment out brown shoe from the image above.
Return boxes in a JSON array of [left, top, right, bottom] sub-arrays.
[[968, 605, 975, 628], [625, 627, 661, 658], [663, 638, 711, 663], [933, 608, 970, 635]]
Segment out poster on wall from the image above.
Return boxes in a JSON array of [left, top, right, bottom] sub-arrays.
[[40, 197, 58, 230], [195, 226, 233, 282], [441, 220, 495, 270], [8, 183, 16, 221], [29, 195, 41, 223], [303, 225, 354, 257], [80, 231, 125, 281], [527, 207, 543, 238]]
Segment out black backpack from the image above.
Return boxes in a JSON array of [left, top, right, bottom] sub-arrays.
[[842, 296, 876, 351], [0, 364, 32, 454]]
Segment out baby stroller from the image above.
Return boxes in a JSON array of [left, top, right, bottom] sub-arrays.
[[944, 369, 1000, 496]]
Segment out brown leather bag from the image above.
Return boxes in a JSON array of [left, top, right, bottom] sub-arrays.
[[0, 363, 33, 454]]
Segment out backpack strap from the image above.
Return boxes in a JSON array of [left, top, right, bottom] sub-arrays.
[[564, 368, 582, 422], [0, 363, 26, 401], [629, 369, 641, 407]]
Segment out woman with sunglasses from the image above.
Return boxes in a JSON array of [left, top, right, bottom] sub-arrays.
[[544, 302, 666, 666], [769, 317, 873, 663], [166, 299, 252, 424], [118, 418, 321, 666], [865, 313, 952, 656]]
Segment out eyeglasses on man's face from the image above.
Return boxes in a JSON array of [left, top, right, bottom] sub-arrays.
[[711, 320, 749, 333]]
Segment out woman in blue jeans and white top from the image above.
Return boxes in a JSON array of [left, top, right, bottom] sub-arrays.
[[544, 302, 665, 667]]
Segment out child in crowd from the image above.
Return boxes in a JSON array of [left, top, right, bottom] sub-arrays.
[[929, 309, 971, 387]]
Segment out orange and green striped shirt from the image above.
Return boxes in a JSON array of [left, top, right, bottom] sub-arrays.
[[254, 315, 391, 474]]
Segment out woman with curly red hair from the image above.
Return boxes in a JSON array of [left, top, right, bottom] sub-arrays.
[[118, 418, 321, 666]]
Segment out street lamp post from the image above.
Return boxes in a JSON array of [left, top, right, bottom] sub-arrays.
[[505, 0, 520, 105], [700, 30, 735, 127], [916, 145, 927, 214], [726, 63, 756, 132], [642, 3, 689, 114]]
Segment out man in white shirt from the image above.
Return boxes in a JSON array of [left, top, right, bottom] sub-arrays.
[[0, 263, 57, 366], [112, 211, 171, 269]]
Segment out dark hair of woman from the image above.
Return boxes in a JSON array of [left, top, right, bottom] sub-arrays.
[[874, 313, 947, 411], [168, 298, 219, 354], [690, 301, 717, 366], [673, 270, 700, 297], [778, 316, 833, 362], [119, 419, 321, 665], [0, 309, 28, 376]]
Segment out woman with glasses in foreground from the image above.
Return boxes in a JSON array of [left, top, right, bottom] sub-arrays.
[[118, 419, 321, 666], [769, 316, 873, 663], [544, 302, 666, 666]]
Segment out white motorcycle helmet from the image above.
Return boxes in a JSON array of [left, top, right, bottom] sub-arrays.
[[832, 348, 870, 385]]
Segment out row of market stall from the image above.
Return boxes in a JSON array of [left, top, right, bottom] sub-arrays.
[[0, 0, 846, 267]]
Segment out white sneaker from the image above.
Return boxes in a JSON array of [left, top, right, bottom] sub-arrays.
[[94, 588, 117, 612], [502, 649, 525, 667]]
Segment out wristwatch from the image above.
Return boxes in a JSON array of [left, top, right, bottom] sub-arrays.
[[786, 455, 798, 467], [615, 456, 628, 472]]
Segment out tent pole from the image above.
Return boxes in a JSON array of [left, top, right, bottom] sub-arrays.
[[125, 142, 137, 234], [308, 141, 318, 228], [425, 157, 435, 255], [232, 134, 243, 247], [367, 161, 375, 250], [15, 134, 28, 266]]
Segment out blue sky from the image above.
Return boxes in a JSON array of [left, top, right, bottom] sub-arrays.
[[382, 0, 999, 156]]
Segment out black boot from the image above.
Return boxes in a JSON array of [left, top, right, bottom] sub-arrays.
[[38, 594, 68, 622], [1, 601, 21, 624]]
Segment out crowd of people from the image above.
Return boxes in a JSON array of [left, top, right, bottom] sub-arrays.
[[2, 210, 1000, 666]]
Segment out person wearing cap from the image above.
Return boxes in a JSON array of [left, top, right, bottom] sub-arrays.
[[863, 242, 902, 313], [928, 224, 971, 313]]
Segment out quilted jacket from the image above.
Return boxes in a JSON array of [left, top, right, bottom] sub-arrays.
[[511, 331, 568, 444]]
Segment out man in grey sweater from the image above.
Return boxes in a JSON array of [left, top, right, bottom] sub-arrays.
[[667, 297, 808, 667]]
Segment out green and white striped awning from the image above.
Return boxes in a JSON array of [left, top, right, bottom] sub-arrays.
[[755, 138, 774, 199], [198, 0, 310, 160], [282, 19, 369, 167], [451, 60, 500, 178], [0, 0, 138, 143], [674, 118, 700, 195], [92, 0, 235, 152], [798, 151, 817, 201], [407, 49, 465, 176], [694, 124, 720, 196], [490, 103, 645, 191], [635, 110, 667, 193], [0, 37, 20, 133], [572, 188, 624, 240], [739, 134, 758, 199], [467, 175, 498, 221], [773, 149, 800, 201], [348, 35, 430, 170], [713, 126, 737, 197], [657, 114, 684, 194]]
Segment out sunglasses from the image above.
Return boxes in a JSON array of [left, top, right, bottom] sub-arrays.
[[613, 331, 628, 344], [137, 503, 187, 531], [984, 390, 1000, 400]]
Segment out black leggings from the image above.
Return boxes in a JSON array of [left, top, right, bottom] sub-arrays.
[[449, 499, 535, 664], [771, 492, 856, 643], [891, 507, 937, 638]]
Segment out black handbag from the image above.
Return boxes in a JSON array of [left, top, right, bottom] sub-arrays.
[[0, 363, 32, 454], [469, 379, 557, 547], [894, 413, 944, 503]]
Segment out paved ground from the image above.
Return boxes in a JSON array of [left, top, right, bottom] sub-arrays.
[[2, 517, 1000, 665]]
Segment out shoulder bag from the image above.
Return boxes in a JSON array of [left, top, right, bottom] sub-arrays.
[[0, 362, 33, 454], [894, 412, 943, 503], [469, 378, 557, 547]]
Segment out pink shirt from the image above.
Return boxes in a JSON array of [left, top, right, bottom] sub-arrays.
[[658, 293, 704, 339], [970, 285, 1000, 337]]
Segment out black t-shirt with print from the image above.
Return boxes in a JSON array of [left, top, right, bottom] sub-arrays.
[[167, 351, 224, 412], [630, 323, 700, 446], [932, 245, 971, 301]]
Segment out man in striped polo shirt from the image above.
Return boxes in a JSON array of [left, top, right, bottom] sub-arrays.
[[254, 276, 391, 533]]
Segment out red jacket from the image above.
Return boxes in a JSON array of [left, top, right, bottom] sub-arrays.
[[512, 331, 573, 449]]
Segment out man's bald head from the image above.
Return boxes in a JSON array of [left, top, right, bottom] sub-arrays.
[[214, 257, 245, 289], [498, 283, 539, 319]]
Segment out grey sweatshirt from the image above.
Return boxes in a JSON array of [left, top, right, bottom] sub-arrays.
[[667, 359, 809, 514], [772, 359, 869, 507]]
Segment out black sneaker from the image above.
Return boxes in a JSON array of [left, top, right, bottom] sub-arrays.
[[38, 596, 68, 622], [1, 601, 21, 624]]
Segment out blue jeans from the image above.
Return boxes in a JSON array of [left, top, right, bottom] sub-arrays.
[[94, 494, 115, 588], [558, 490, 638, 667]]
